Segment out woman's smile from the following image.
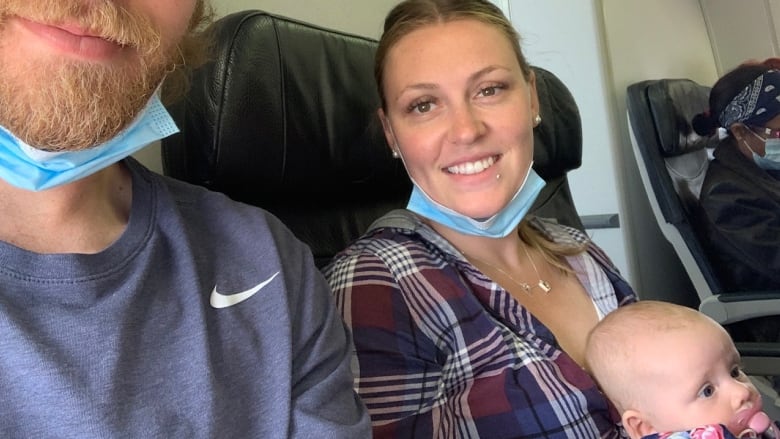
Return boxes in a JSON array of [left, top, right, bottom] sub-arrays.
[[446, 154, 500, 175]]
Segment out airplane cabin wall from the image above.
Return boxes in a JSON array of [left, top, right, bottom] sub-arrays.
[[700, 0, 780, 74]]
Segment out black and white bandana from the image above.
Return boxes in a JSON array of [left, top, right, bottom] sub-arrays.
[[719, 69, 780, 128]]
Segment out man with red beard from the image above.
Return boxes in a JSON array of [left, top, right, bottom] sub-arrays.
[[0, 1, 369, 437]]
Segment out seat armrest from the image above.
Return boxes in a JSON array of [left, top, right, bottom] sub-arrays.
[[700, 291, 780, 325]]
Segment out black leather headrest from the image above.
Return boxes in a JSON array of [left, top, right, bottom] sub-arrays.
[[532, 66, 582, 179], [163, 10, 408, 205], [646, 79, 714, 156]]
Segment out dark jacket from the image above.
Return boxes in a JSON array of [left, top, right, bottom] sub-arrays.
[[699, 139, 780, 343], [699, 138, 780, 292]]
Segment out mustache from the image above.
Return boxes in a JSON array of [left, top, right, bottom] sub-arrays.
[[0, 0, 162, 55]]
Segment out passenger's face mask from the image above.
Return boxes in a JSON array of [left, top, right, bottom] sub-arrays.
[[406, 163, 546, 238], [748, 127, 780, 171], [0, 92, 179, 191]]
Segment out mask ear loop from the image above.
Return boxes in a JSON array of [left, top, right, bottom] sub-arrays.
[[742, 138, 761, 156], [743, 126, 766, 156]]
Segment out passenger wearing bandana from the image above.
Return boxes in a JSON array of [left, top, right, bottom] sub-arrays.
[[691, 59, 780, 359]]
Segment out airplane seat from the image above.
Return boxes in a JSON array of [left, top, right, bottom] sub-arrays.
[[160, 10, 585, 267], [626, 78, 780, 416], [627, 79, 721, 297]]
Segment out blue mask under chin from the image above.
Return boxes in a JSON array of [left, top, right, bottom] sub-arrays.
[[406, 165, 546, 238], [0, 91, 179, 191]]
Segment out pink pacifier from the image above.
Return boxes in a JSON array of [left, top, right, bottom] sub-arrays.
[[738, 411, 772, 438]]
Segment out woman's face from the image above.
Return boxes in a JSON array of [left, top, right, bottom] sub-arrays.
[[379, 18, 539, 220]]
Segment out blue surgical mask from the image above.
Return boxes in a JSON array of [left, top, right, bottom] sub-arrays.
[[747, 129, 780, 170], [406, 164, 546, 238], [755, 139, 780, 170], [0, 91, 179, 191]]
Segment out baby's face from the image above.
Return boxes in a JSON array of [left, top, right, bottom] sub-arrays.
[[639, 320, 762, 437]]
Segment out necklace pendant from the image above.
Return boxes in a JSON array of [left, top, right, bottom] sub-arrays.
[[538, 280, 551, 293], [520, 282, 532, 293]]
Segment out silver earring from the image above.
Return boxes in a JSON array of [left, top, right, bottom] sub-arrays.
[[534, 114, 542, 126], [392, 150, 400, 159]]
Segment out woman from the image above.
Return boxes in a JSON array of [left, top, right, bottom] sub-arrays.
[[691, 59, 780, 352], [692, 60, 780, 296], [324, 0, 637, 437]]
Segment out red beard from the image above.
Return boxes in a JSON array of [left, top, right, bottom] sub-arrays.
[[0, 0, 175, 151]]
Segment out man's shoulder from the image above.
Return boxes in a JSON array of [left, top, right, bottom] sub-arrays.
[[145, 169, 280, 226]]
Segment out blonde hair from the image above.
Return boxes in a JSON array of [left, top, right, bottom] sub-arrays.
[[375, 0, 531, 111], [518, 219, 587, 274]]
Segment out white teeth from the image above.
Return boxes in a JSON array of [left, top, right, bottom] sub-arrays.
[[447, 156, 496, 175]]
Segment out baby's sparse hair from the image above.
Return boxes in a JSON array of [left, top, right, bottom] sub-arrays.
[[584, 301, 712, 413]]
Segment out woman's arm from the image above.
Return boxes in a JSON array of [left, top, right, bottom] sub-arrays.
[[326, 250, 444, 438]]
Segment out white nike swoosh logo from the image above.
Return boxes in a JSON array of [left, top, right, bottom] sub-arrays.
[[210, 271, 280, 309]]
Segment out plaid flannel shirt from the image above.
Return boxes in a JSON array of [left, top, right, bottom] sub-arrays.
[[325, 210, 637, 438]]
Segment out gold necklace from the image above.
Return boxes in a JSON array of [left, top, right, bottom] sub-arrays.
[[464, 245, 552, 294]]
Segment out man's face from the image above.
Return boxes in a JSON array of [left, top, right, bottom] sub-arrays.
[[0, 0, 197, 151]]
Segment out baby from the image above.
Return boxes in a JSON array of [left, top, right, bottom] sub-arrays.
[[585, 300, 777, 439]]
